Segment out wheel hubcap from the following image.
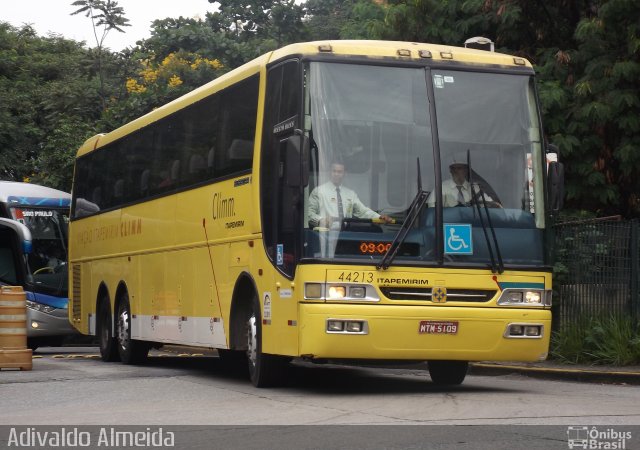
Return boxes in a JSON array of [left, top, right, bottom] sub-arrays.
[[117, 307, 130, 351], [247, 314, 257, 368]]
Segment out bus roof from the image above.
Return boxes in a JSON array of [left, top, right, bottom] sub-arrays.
[[0, 181, 71, 206], [268, 40, 532, 68], [76, 39, 533, 158]]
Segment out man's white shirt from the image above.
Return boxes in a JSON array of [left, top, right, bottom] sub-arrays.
[[308, 182, 379, 227], [428, 179, 495, 207]]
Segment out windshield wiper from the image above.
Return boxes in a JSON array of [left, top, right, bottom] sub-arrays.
[[378, 158, 429, 270], [467, 150, 504, 274]]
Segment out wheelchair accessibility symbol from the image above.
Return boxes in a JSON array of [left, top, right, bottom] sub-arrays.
[[444, 224, 473, 255]]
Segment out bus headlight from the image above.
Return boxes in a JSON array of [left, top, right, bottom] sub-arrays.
[[304, 283, 380, 302], [505, 291, 523, 303], [497, 289, 549, 307], [525, 291, 541, 304], [26, 300, 57, 314], [345, 321, 364, 333], [326, 319, 369, 334], [505, 323, 544, 338], [328, 286, 346, 299], [305, 283, 323, 299]]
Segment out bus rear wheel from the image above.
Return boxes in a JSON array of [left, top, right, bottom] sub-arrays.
[[428, 360, 468, 385], [116, 293, 149, 364], [98, 295, 119, 362], [246, 295, 289, 387]]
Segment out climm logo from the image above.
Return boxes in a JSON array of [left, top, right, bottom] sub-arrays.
[[212, 192, 235, 219], [121, 218, 142, 237]]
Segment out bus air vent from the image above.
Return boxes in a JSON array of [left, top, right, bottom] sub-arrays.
[[380, 287, 496, 302], [72, 264, 82, 321]]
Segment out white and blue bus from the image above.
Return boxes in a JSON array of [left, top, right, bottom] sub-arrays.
[[0, 181, 75, 349]]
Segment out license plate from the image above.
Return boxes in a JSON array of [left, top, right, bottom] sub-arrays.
[[418, 321, 459, 334]]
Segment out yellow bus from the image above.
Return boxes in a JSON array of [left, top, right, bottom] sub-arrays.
[[68, 40, 563, 387]]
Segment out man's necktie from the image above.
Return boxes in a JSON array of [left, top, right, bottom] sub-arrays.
[[456, 185, 465, 205], [336, 187, 344, 222]]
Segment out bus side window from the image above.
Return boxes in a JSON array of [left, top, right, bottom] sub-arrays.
[[207, 147, 215, 176], [91, 187, 102, 206], [0, 230, 18, 284], [261, 59, 301, 277], [140, 169, 150, 197], [188, 154, 206, 183], [114, 179, 125, 201], [227, 139, 253, 172]]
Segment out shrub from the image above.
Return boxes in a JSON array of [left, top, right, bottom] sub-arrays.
[[550, 315, 640, 365]]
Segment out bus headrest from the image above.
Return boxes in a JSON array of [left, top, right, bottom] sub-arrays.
[[227, 139, 253, 161], [171, 160, 180, 180], [114, 179, 124, 198], [140, 169, 150, 193], [189, 154, 205, 173]]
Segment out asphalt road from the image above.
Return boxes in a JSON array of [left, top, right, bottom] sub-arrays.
[[1, 347, 639, 449]]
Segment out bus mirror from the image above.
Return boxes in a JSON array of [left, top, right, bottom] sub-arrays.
[[546, 143, 559, 155], [547, 161, 565, 212], [285, 133, 309, 187], [0, 218, 32, 254]]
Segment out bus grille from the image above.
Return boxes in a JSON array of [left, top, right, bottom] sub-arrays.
[[72, 264, 81, 321], [380, 287, 496, 302]]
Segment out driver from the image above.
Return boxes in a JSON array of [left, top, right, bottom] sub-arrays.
[[438, 160, 501, 208], [308, 161, 392, 229]]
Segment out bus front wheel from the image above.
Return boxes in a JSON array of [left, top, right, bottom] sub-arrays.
[[428, 360, 468, 385], [97, 296, 119, 362], [246, 295, 289, 387]]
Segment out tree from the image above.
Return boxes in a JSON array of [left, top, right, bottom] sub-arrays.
[[208, 0, 307, 48], [71, 0, 130, 109], [304, 0, 374, 40], [0, 22, 101, 188], [341, 0, 640, 217], [100, 50, 226, 130], [448, 0, 640, 216]]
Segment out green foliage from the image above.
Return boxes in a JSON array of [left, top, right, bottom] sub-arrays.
[[1, 0, 640, 217], [71, 0, 131, 110], [100, 51, 227, 129], [71, 0, 131, 47], [0, 23, 101, 187], [304, 0, 363, 40], [551, 315, 640, 365], [30, 119, 96, 192]]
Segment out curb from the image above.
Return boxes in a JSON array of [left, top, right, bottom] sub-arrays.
[[470, 362, 640, 385]]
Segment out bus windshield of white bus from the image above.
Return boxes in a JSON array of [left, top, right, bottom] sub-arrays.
[[9, 207, 69, 294], [303, 62, 546, 267]]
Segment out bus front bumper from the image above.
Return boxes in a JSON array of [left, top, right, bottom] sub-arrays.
[[26, 307, 76, 338], [298, 303, 551, 362]]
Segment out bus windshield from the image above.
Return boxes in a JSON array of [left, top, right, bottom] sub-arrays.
[[303, 62, 546, 267], [10, 207, 69, 294]]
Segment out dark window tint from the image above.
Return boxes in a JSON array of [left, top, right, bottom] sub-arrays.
[[0, 228, 18, 285], [72, 74, 259, 219], [261, 60, 301, 276], [219, 77, 259, 176]]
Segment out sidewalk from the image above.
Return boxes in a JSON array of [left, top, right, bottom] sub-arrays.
[[470, 360, 640, 384]]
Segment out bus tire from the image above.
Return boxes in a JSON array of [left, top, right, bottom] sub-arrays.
[[27, 339, 38, 351], [217, 349, 249, 375], [246, 294, 289, 387], [116, 292, 149, 364], [98, 295, 119, 362], [428, 360, 468, 385]]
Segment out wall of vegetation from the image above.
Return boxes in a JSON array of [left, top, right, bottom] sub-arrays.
[[1, 0, 639, 217]]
